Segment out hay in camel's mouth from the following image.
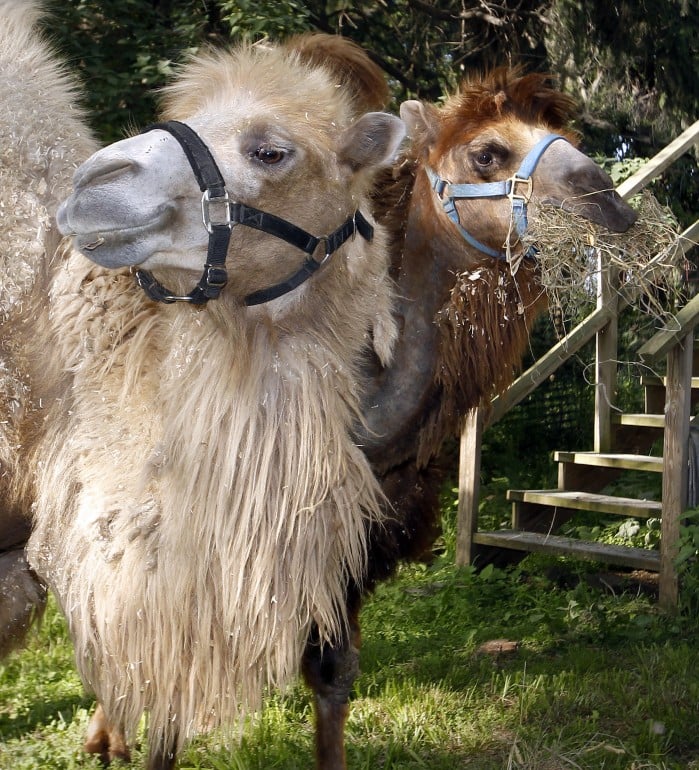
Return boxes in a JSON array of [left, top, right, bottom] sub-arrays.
[[522, 191, 692, 334]]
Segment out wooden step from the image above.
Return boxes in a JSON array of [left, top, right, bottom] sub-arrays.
[[641, 375, 699, 389], [554, 451, 663, 473], [507, 488, 662, 518], [612, 413, 665, 429], [472, 530, 661, 571]]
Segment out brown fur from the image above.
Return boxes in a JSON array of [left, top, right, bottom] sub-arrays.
[[370, 68, 579, 466], [427, 66, 580, 152], [284, 33, 390, 112]]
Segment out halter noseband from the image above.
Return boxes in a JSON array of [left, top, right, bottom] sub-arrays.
[[426, 133, 567, 261], [134, 120, 373, 306]]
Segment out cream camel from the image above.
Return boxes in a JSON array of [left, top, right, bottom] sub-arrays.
[[0, 8, 405, 768], [0, 0, 97, 654], [2, 7, 639, 770]]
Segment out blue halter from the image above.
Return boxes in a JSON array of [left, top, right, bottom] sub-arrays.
[[426, 133, 568, 261]]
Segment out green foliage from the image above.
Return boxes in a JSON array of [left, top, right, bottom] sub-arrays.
[[547, 0, 698, 146], [5, 540, 699, 768], [217, 0, 313, 38], [44, 0, 212, 141], [674, 508, 699, 616]]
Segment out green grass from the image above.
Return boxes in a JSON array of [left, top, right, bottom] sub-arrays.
[[3, 501, 699, 769]]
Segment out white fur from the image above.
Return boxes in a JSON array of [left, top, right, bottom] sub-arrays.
[[21, 28, 400, 755]]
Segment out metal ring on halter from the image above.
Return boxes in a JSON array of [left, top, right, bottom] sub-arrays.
[[133, 121, 374, 306]]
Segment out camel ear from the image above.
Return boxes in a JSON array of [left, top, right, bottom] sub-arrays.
[[337, 112, 406, 171], [399, 99, 439, 141]]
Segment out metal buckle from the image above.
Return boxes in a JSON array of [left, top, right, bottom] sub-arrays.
[[315, 236, 333, 267], [204, 265, 228, 288], [201, 189, 231, 233], [506, 174, 533, 204]]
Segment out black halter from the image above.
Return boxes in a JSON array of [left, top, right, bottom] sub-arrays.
[[134, 120, 373, 306]]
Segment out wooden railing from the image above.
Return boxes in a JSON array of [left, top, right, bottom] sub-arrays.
[[639, 293, 699, 605], [456, 120, 699, 601]]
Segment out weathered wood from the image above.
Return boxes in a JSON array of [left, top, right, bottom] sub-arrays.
[[507, 488, 662, 518], [595, 256, 618, 452], [616, 120, 699, 200], [554, 450, 664, 472], [641, 375, 699, 389], [456, 407, 484, 567], [472, 530, 661, 571], [488, 305, 614, 425], [614, 413, 665, 428], [639, 292, 699, 364], [659, 334, 693, 609], [557, 460, 622, 494]]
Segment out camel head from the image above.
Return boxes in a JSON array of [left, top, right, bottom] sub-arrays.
[[400, 67, 637, 267], [57, 43, 405, 305]]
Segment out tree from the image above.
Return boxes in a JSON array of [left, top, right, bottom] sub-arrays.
[[45, 1, 697, 155]]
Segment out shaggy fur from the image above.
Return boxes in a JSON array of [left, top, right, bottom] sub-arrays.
[[370, 68, 578, 467], [27, 38, 399, 754], [284, 33, 390, 113], [0, 0, 97, 655]]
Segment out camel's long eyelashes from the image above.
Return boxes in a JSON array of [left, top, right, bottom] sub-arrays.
[[252, 145, 287, 164]]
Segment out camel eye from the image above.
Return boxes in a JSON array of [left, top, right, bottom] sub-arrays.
[[475, 150, 494, 167], [253, 145, 286, 164]]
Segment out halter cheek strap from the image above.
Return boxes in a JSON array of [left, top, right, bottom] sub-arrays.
[[134, 120, 373, 306], [426, 133, 568, 261]]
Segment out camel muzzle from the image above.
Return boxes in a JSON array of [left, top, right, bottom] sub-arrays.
[[134, 120, 374, 307]]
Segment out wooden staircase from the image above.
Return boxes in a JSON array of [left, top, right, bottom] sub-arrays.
[[478, 389, 674, 574], [456, 121, 699, 608], [458, 296, 699, 608]]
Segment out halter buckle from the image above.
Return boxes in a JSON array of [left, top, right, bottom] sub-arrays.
[[315, 236, 333, 267], [506, 174, 533, 204], [201, 189, 231, 234], [204, 264, 228, 288]]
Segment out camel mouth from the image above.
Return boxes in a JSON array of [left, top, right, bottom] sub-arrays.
[[58, 203, 179, 268], [69, 207, 180, 269], [544, 191, 638, 233]]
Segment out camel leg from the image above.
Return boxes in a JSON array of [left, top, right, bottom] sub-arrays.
[[0, 550, 47, 658], [84, 704, 131, 764], [302, 604, 361, 770]]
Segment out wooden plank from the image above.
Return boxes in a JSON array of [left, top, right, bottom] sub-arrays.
[[507, 488, 662, 517], [659, 335, 693, 609], [489, 216, 698, 427], [641, 374, 699, 389], [554, 451, 663, 472], [456, 407, 484, 567], [595, 254, 618, 452], [638, 292, 699, 363], [488, 305, 614, 425], [472, 530, 661, 571], [613, 413, 665, 428], [616, 120, 699, 200]]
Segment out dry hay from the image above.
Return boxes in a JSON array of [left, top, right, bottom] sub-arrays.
[[521, 191, 689, 334]]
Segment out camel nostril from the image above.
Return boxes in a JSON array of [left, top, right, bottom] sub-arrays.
[[73, 157, 136, 189]]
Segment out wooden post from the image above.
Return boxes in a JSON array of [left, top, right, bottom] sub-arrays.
[[660, 334, 693, 609], [595, 252, 618, 453], [456, 407, 484, 566]]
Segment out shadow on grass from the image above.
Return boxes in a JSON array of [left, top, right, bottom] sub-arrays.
[[0, 691, 95, 740]]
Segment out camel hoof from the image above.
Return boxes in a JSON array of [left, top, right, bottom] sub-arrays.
[[84, 704, 131, 765]]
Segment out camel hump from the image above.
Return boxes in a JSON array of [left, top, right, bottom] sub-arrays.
[[284, 32, 390, 112]]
